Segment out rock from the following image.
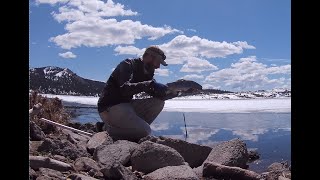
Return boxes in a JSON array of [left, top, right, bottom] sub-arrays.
[[131, 140, 185, 173], [62, 129, 91, 143], [144, 165, 199, 180], [265, 161, 291, 180], [247, 148, 260, 162], [93, 140, 138, 166], [29, 166, 37, 180], [100, 162, 138, 180], [139, 135, 212, 168], [73, 157, 100, 172], [86, 131, 113, 154], [37, 138, 89, 160], [30, 121, 46, 141], [204, 138, 249, 169], [68, 173, 100, 180], [38, 168, 65, 179]]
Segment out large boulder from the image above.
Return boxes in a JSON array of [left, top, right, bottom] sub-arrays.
[[86, 131, 113, 154], [204, 138, 249, 169], [139, 135, 212, 167], [144, 165, 199, 180], [131, 141, 185, 173]]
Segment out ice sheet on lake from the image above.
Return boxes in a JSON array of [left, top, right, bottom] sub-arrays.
[[41, 94, 291, 113]]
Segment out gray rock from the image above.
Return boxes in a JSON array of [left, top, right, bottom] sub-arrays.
[[52, 155, 67, 162], [36, 175, 60, 180], [266, 161, 291, 180], [93, 140, 138, 166], [192, 165, 203, 178], [88, 169, 104, 179], [144, 165, 199, 180], [267, 161, 290, 172], [247, 148, 260, 162], [37, 138, 89, 160], [204, 138, 249, 168], [62, 129, 91, 143], [29, 166, 37, 180], [100, 162, 138, 180], [131, 140, 185, 173], [86, 131, 113, 154], [140, 135, 212, 167], [68, 173, 100, 180], [30, 121, 46, 141], [38, 168, 65, 179], [74, 157, 100, 172]]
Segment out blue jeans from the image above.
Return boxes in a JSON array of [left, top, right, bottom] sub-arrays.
[[99, 98, 165, 141]]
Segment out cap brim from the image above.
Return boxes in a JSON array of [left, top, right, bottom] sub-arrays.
[[161, 61, 168, 66]]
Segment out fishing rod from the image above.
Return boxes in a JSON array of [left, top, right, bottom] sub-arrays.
[[183, 113, 188, 140]]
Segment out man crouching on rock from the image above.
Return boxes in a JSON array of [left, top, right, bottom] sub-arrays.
[[97, 46, 170, 142]]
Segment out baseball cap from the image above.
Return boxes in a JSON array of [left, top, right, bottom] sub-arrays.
[[145, 46, 168, 66]]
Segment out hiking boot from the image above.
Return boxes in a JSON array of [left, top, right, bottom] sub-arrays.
[[95, 121, 104, 132]]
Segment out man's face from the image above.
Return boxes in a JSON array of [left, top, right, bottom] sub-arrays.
[[145, 54, 161, 70], [151, 55, 161, 69]]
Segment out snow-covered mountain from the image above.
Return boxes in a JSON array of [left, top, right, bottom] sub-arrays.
[[174, 88, 291, 100], [29, 66, 105, 96], [29, 66, 290, 99]]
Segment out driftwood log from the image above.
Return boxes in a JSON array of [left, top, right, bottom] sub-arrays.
[[29, 103, 93, 136], [29, 156, 74, 171]]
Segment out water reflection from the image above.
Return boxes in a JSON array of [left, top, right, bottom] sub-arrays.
[[151, 112, 291, 173]]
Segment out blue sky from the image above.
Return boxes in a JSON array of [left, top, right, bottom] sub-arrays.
[[29, 0, 291, 92]]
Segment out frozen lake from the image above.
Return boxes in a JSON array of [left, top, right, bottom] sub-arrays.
[[40, 94, 291, 173], [62, 98, 291, 173]]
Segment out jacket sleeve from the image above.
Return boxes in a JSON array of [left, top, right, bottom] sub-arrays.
[[145, 78, 157, 96], [116, 61, 154, 97]]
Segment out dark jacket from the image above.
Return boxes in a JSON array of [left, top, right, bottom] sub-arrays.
[[97, 58, 155, 113]]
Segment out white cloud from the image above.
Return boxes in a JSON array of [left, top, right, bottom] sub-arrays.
[[160, 35, 255, 65], [202, 83, 221, 89], [37, 0, 181, 49], [205, 56, 291, 91], [181, 74, 204, 80], [261, 58, 291, 62], [36, 0, 69, 5], [187, 28, 197, 32], [59, 51, 77, 58], [114, 45, 144, 56], [180, 57, 218, 73], [50, 18, 181, 49], [155, 69, 170, 77], [232, 41, 256, 49], [113, 35, 253, 68], [265, 65, 291, 74], [51, 0, 138, 22]]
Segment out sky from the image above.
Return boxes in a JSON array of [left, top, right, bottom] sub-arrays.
[[29, 0, 291, 92]]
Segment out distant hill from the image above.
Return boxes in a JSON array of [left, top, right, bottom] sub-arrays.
[[29, 66, 215, 97], [29, 66, 290, 98], [29, 66, 105, 96]]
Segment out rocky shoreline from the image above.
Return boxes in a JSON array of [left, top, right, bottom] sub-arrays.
[[30, 118, 291, 180]]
